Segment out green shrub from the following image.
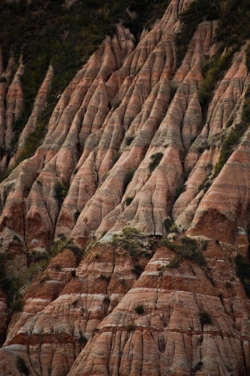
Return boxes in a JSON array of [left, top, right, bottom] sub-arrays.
[[149, 152, 163, 173], [214, 122, 248, 177], [199, 310, 212, 325], [175, 183, 186, 197], [124, 169, 135, 192], [235, 254, 250, 298], [112, 99, 122, 110], [199, 49, 233, 110], [163, 217, 173, 233], [79, 331, 88, 345], [166, 256, 181, 269], [16, 356, 30, 376], [162, 237, 206, 268], [0, 256, 23, 306], [124, 196, 133, 206], [135, 305, 144, 314], [54, 181, 68, 203], [191, 361, 203, 374], [11, 298, 24, 312], [99, 274, 111, 282], [131, 264, 144, 277], [103, 295, 110, 304], [124, 322, 136, 332], [125, 136, 135, 146]]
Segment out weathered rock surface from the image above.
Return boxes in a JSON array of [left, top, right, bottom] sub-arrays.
[[69, 243, 250, 376], [0, 0, 250, 375]]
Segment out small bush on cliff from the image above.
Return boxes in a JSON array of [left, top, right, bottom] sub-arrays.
[[135, 305, 145, 314], [123, 169, 135, 192], [199, 310, 212, 325], [214, 122, 248, 177], [149, 152, 163, 173], [112, 227, 148, 257], [0, 255, 23, 307], [163, 237, 206, 269], [16, 356, 30, 376], [191, 361, 203, 374], [50, 236, 83, 265], [235, 254, 250, 298], [124, 196, 133, 206], [131, 264, 144, 277], [199, 49, 233, 110], [124, 322, 136, 332], [125, 136, 135, 146], [11, 298, 24, 312], [54, 181, 68, 202]]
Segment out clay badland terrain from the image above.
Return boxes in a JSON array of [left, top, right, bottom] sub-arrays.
[[1, 0, 250, 374]]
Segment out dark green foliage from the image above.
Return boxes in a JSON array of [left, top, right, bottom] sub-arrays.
[[163, 237, 206, 268], [175, 183, 186, 197], [125, 136, 135, 146], [124, 322, 136, 332], [0, 255, 23, 306], [177, 0, 250, 71], [124, 196, 133, 206], [191, 361, 203, 374], [164, 217, 173, 233], [124, 170, 135, 192], [176, 1, 219, 67], [112, 100, 122, 110], [214, 122, 248, 176], [99, 274, 111, 282], [54, 181, 68, 202], [131, 264, 144, 277], [135, 305, 144, 314], [16, 356, 30, 376], [149, 152, 163, 173], [15, 117, 48, 163], [10, 298, 24, 312], [199, 310, 212, 325], [111, 227, 152, 264], [235, 254, 250, 298], [212, 87, 250, 176], [103, 295, 110, 304], [215, 0, 250, 47], [199, 50, 233, 110], [50, 236, 83, 265], [74, 210, 80, 222], [198, 177, 211, 193], [79, 331, 88, 345], [0, 0, 171, 174]]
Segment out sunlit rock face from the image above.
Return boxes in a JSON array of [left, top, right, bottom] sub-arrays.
[[0, 0, 250, 374]]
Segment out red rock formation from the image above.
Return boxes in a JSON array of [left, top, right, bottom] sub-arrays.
[[0, 0, 250, 375], [68, 243, 250, 376]]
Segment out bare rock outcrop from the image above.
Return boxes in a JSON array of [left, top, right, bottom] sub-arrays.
[[69, 243, 250, 376], [0, 0, 250, 375]]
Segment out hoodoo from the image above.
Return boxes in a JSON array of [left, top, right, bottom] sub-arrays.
[[0, 0, 250, 374]]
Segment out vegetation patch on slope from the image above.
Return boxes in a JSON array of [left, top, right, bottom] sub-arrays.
[[161, 236, 207, 268], [213, 87, 250, 176]]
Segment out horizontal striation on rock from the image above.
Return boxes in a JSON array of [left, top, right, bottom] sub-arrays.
[[173, 46, 250, 232], [68, 244, 250, 376], [0, 241, 150, 375], [0, 0, 250, 375]]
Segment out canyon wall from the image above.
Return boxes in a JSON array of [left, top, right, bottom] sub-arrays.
[[0, 0, 250, 374]]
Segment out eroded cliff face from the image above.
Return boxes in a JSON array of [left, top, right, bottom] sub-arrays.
[[1, 0, 250, 374]]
